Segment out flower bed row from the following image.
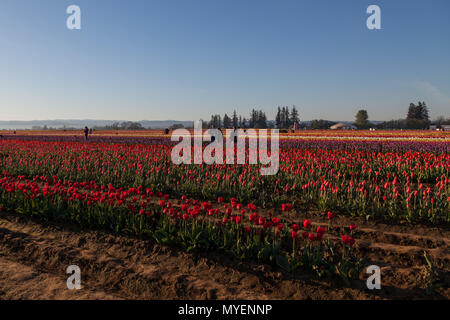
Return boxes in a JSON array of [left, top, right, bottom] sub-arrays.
[[0, 172, 364, 281], [2, 133, 449, 153], [0, 140, 448, 224]]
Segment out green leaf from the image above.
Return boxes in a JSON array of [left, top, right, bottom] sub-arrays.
[[276, 253, 291, 272]]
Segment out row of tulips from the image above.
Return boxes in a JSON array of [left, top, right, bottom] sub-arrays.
[[0, 140, 448, 224], [2, 133, 449, 153], [0, 172, 364, 280]]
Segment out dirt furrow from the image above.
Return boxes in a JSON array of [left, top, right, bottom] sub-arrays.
[[0, 212, 448, 299]]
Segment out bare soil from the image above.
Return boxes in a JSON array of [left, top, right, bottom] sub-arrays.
[[0, 211, 448, 300]]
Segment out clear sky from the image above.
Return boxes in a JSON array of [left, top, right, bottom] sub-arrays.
[[1, 0, 449, 121]]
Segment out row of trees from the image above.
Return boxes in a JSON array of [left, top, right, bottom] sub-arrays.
[[95, 121, 144, 130], [205, 101, 441, 130], [207, 106, 300, 129], [434, 116, 450, 126], [208, 109, 272, 129], [99, 102, 441, 131], [375, 101, 433, 130], [275, 106, 300, 129], [405, 102, 430, 129]]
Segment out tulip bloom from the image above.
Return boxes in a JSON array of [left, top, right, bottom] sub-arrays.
[[316, 226, 326, 234], [303, 219, 311, 229], [342, 235, 355, 246]]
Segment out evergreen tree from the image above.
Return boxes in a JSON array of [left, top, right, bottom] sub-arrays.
[[256, 110, 267, 128], [232, 110, 238, 128], [209, 115, 222, 128], [223, 114, 231, 128], [249, 109, 258, 128], [290, 105, 300, 126], [420, 101, 430, 122], [406, 102, 430, 129], [275, 107, 282, 128], [285, 106, 292, 128], [407, 103, 418, 119], [281, 107, 288, 128]]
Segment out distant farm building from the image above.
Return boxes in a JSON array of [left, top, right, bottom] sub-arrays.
[[330, 122, 357, 130], [430, 125, 450, 131]]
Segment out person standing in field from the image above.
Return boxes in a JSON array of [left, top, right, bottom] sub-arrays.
[[84, 126, 89, 141]]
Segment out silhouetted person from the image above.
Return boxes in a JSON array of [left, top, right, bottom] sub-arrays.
[[84, 126, 89, 141], [165, 128, 170, 135]]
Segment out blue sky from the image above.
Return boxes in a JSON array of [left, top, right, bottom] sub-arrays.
[[0, 0, 449, 121]]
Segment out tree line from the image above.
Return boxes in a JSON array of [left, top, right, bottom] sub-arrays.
[[94, 121, 144, 130], [206, 106, 300, 129], [373, 101, 433, 130], [205, 101, 448, 130]]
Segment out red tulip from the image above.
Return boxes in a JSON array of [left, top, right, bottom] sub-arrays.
[[316, 226, 326, 234], [342, 235, 355, 246], [303, 219, 311, 229]]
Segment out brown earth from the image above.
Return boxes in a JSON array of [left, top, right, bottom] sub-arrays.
[[0, 211, 448, 300]]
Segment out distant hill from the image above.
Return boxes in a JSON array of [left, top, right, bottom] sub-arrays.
[[0, 119, 386, 130], [139, 120, 194, 129], [0, 120, 194, 130]]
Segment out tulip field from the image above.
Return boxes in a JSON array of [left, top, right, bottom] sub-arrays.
[[0, 130, 448, 299]]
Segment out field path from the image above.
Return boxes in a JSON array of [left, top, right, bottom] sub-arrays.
[[0, 212, 448, 300]]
